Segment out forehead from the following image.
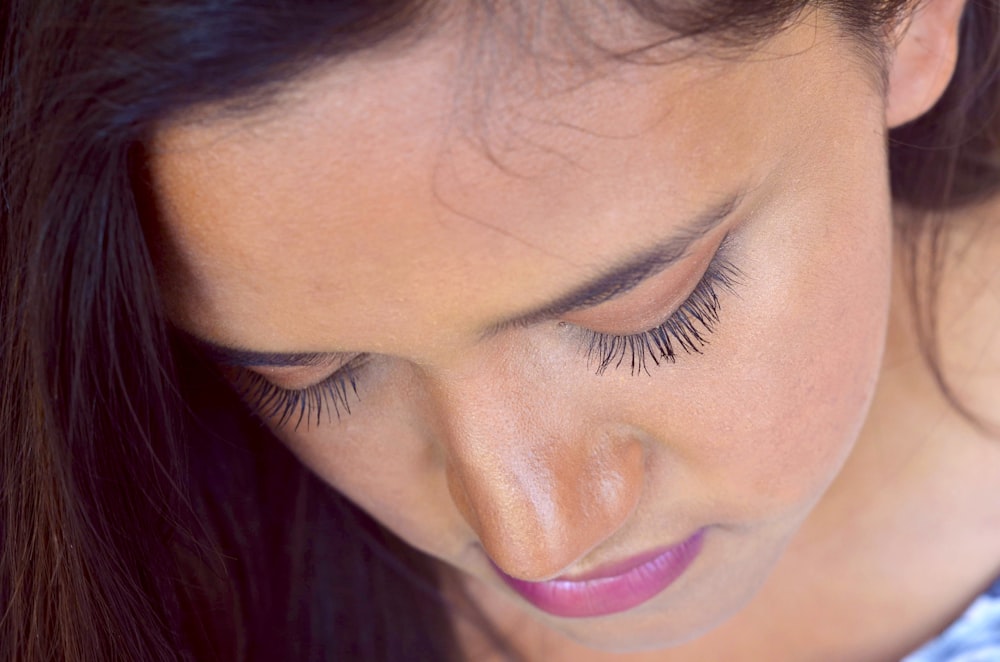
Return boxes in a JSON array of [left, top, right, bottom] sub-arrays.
[[150, 15, 863, 354]]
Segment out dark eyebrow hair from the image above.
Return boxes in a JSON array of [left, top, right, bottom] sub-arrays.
[[489, 191, 743, 332], [184, 191, 743, 368], [184, 335, 343, 368]]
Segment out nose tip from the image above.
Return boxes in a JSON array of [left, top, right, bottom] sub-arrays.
[[447, 436, 645, 581]]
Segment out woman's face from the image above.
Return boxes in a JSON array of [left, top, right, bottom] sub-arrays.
[[152, 13, 893, 652]]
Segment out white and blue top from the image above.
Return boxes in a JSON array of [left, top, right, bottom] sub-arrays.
[[903, 578, 1000, 662]]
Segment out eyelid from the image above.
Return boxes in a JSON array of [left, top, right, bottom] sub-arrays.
[[245, 355, 358, 389], [561, 237, 725, 335], [581, 237, 741, 375], [226, 354, 369, 430]]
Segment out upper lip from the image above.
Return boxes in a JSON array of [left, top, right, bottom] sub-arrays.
[[490, 529, 705, 618], [554, 543, 688, 582], [486, 529, 700, 584]]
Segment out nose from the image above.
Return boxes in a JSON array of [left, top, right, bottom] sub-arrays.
[[433, 360, 646, 581]]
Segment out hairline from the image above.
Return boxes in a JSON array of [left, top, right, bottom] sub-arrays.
[[148, 2, 901, 135]]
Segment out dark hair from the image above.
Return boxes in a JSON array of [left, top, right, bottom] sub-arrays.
[[2, 1, 999, 660]]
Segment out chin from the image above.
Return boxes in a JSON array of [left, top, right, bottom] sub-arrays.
[[539, 607, 735, 654], [526, 579, 759, 654]]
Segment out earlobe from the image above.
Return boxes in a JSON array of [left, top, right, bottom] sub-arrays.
[[885, 0, 968, 129]]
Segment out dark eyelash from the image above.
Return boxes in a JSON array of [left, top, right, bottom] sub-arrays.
[[231, 251, 740, 428], [585, 254, 742, 376], [231, 359, 364, 431]]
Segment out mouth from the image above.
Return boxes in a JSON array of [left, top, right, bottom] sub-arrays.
[[492, 529, 705, 619]]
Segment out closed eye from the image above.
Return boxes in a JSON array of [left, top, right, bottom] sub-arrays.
[[581, 243, 742, 375], [228, 355, 368, 430], [220, 238, 742, 429]]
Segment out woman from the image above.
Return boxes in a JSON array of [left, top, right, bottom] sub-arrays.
[[3, 0, 1000, 660]]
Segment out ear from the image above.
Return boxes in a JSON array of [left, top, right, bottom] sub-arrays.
[[885, 0, 967, 128]]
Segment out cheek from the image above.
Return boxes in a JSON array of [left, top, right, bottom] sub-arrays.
[[683, 198, 891, 519], [272, 373, 470, 559]]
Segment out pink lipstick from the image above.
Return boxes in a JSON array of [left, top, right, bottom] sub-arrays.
[[494, 530, 704, 618]]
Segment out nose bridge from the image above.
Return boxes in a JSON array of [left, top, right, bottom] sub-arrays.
[[432, 357, 645, 580]]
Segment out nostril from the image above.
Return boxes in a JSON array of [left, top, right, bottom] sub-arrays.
[[448, 465, 582, 581], [445, 435, 646, 582]]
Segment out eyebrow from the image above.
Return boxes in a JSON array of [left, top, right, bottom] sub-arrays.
[[492, 192, 743, 332], [188, 337, 342, 368], [185, 191, 743, 368]]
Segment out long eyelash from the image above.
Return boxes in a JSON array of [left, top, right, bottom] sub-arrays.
[[586, 257, 742, 376], [232, 361, 362, 431], [228, 255, 740, 426]]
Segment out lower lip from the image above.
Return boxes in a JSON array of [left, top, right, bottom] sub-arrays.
[[493, 529, 705, 619]]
